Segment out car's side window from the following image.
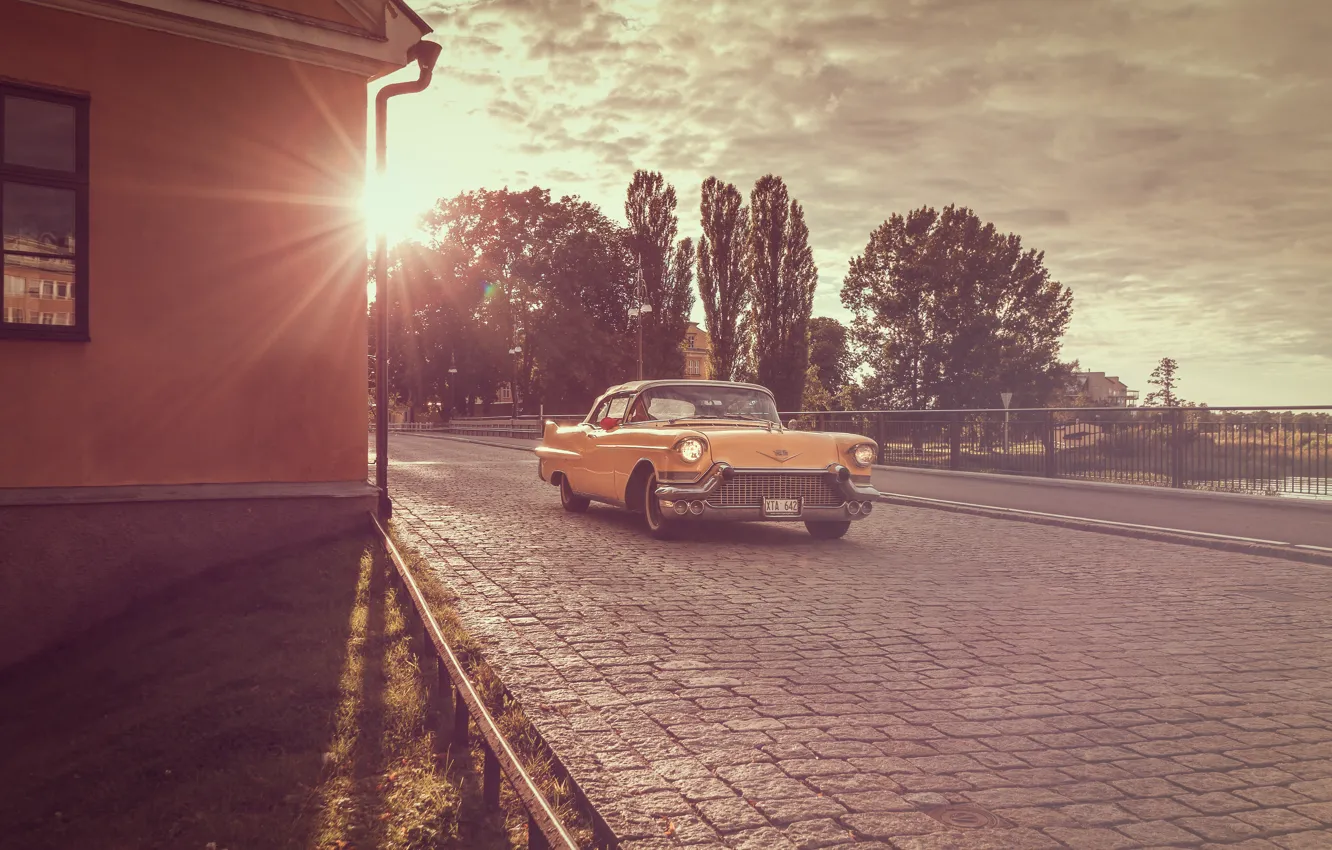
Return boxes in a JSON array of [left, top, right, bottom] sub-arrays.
[[625, 395, 650, 423], [606, 396, 630, 420], [590, 394, 631, 429]]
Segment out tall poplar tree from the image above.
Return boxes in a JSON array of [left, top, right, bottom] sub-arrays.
[[746, 174, 817, 410], [696, 177, 749, 381], [625, 170, 693, 379]]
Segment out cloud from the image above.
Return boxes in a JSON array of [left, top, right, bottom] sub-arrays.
[[389, 0, 1332, 404]]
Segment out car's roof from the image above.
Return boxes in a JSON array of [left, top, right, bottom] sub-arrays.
[[600, 379, 774, 396]]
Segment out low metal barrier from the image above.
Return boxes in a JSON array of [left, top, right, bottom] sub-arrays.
[[372, 416, 582, 440], [780, 405, 1332, 497], [371, 514, 611, 849]]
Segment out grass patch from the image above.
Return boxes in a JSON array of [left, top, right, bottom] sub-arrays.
[[387, 524, 601, 848], [0, 535, 513, 850]]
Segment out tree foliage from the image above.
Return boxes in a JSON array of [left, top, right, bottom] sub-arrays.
[[747, 175, 817, 411], [1144, 357, 1182, 407], [807, 316, 852, 398], [696, 177, 750, 381], [841, 204, 1073, 410], [625, 170, 694, 379], [384, 188, 635, 418]]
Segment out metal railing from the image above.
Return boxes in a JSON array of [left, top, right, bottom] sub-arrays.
[[781, 406, 1332, 497], [371, 514, 612, 849], [372, 415, 583, 440]]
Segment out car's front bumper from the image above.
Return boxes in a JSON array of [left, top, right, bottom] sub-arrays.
[[654, 462, 880, 522]]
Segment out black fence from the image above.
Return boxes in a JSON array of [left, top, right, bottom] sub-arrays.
[[780, 406, 1332, 497]]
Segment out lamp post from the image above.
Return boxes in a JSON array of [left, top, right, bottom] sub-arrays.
[[508, 344, 522, 423], [446, 354, 457, 421], [628, 270, 652, 380], [1000, 391, 1013, 454], [374, 40, 442, 521]]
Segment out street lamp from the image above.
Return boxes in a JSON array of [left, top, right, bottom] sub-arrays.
[[508, 344, 522, 421], [373, 39, 442, 521], [629, 270, 652, 380], [446, 353, 457, 420]]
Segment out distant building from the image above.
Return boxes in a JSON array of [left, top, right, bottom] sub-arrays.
[[683, 322, 713, 379], [4, 236, 76, 326], [1074, 372, 1139, 406]]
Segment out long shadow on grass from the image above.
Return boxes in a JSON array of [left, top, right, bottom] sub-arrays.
[[0, 536, 367, 849]]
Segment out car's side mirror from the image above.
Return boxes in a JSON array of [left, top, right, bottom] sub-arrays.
[[600, 416, 621, 431], [786, 418, 800, 430]]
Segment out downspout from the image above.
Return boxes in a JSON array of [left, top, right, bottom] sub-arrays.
[[375, 40, 443, 520]]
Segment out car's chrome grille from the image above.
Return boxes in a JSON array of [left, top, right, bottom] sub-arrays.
[[707, 473, 843, 507]]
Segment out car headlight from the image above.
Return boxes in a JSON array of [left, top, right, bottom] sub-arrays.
[[851, 443, 876, 468], [677, 438, 706, 463]]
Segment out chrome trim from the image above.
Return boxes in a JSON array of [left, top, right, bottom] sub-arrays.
[[654, 498, 872, 523], [654, 462, 731, 499], [654, 463, 881, 506]]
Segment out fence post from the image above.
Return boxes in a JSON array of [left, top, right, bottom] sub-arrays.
[[1170, 409, 1184, 488], [948, 413, 961, 471], [1043, 409, 1057, 478]]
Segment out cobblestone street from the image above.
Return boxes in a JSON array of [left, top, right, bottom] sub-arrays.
[[385, 434, 1332, 850]]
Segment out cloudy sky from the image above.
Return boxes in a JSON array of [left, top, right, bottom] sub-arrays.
[[371, 0, 1331, 407]]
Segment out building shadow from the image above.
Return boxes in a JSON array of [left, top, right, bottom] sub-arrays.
[[0, 534, 376, 849]]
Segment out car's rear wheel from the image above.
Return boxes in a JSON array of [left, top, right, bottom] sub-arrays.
[[560, 476, 590, 513], [805, 520, 851, 539], [643, 472, 677, 539]]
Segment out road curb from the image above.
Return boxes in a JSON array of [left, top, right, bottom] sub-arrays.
[[877, 493, 1332, 567]]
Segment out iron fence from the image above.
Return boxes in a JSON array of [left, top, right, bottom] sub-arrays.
[[372, 415, 583, 440], [371, 515, 605, 849], [780, 406, 1332, 497]]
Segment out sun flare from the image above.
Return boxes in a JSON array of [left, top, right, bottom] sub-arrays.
[[359, 175, 433, 249]]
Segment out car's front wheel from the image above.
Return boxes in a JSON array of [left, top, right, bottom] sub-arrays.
[[643, 472, 677, 539], [805, 520, 851, 539], [560, 476, 590, 513]]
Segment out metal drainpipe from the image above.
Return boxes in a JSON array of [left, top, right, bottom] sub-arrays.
[[375, 40, 443, 521]]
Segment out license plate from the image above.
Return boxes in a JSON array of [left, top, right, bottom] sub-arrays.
[[763, 497, 802, 517]]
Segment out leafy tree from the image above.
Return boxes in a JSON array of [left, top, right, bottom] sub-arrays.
[[807, 316, 852, 397], [841, 204, 1073, 410], [696, 177, 750, 381], [625, 170, 694, 379], [747, 175, 817, 411], [1144, 357, 1182, 407], [390, 188, 635, 417]]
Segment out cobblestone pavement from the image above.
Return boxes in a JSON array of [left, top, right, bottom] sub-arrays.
[[384, 435, 1332, 850]]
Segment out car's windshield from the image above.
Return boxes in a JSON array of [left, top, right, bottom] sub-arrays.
[[633, 384, 780, 425]]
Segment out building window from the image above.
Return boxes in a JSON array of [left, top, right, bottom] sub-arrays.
[[1, 82, 89, 340], [686, 334, 696, 349], [685, 358, 701, 377]]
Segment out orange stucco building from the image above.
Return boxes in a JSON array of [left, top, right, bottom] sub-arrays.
[[0, 0, 431, 667]]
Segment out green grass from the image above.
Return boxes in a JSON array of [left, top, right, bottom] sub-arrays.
[[388, 527, 600, 848], [0, 536, 513, 850]]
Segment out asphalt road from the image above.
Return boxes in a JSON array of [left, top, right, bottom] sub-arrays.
[[385, 434, 1332, 849]]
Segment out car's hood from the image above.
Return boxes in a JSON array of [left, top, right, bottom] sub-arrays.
[[701, 428, 847, 469]]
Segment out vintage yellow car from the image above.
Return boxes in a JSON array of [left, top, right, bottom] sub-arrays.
[[535, 380, 881, 538]]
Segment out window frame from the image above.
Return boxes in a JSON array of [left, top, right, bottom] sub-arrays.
[[0, 80, 90, 342], [587, 393, 633, 428]]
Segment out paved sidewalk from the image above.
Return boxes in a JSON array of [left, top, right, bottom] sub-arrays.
[[387, 434, 1332, 849]]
